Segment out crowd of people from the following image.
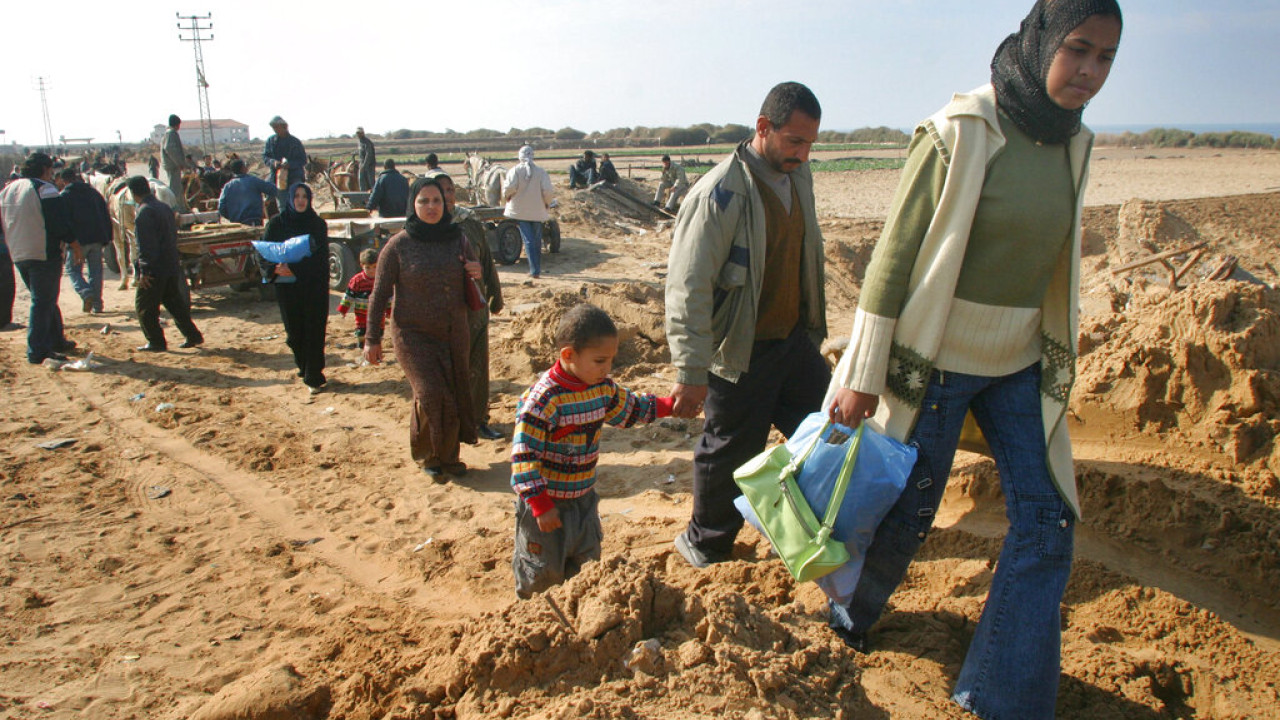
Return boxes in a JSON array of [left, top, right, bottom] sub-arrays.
[[0, 2, 1123, 714]]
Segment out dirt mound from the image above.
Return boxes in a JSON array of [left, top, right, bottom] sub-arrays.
[[1081, 192, 1280, 287], [490, 283, 670, 385], [819, 219, 883, 320], [554, 179, 673, 240], [376, 552, 899, 719], [1074, 281, 1280, 472]]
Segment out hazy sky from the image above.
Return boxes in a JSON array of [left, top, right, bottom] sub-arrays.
[[3, 0, 1277, 146]]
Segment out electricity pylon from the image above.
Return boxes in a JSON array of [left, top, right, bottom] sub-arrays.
[[177, 13, 215, 155]]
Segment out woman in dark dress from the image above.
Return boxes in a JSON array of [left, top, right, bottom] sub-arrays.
[[363, 178, 482, 478], [262, 182, 330, 393]]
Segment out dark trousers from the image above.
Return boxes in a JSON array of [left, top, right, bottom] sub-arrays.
[[0, 252, 14, 328], [15, 258, 66, 363], [686, 326, 831, 556], [276, 280, 329, 387], [135, 274, 202, 349]]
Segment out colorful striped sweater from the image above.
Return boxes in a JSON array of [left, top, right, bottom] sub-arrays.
[[511, 361, 673, 516], [337, 270, 388, 329]]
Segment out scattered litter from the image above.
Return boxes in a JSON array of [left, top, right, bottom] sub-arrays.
[[120, 653, 140, 662], [61, 353, 100, 371], [413, 538, 434, 552], [155, 403, 176, 412], [41, 357, 65, 370], [320, 407, 336, 415], [289, 537, 323, 547], [100, 324, 112, 334], [345, 362, 358, 369], [36, 438, 77, 450], [613, 220, 648, 235], [257, 334, 279, 341], [130, 393, 146, 402], [616, 507, 634, 515], [660, 474, 676, 485], [624, 638, 663, 673], [146, 486, 171, 500]]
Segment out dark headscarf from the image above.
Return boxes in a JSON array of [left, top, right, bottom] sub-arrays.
[[282, 182, 317, 222], [403, 177, 456, 243], [262, 181, 327, 280], [990, 0, 1122, 145]]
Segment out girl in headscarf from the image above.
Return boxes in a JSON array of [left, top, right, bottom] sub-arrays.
[[363, 178, 482, 479], [824, 1, 1122, 717], [262, 182, 331, 393]]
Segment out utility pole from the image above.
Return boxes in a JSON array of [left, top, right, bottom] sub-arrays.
[[176, 12, 214, 156], [35, 76, 54, 149]]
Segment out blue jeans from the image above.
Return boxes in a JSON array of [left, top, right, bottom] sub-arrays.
[[830, 363, 1074, 720], [15, 258, 67, 363], [518, 221, 543, 277], [65, 242, 104, 312]]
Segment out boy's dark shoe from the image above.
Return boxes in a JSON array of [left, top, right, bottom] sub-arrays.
[[423, 465, 445, 481], [477, 424, 504, 440], [443, 462, 468, 477]]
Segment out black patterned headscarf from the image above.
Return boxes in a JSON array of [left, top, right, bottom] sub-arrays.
[[991, 0, 1123, 145]]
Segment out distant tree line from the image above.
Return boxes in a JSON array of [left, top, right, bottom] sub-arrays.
[[370, 123, 910, 148], [1096, 127, 1279, 150]]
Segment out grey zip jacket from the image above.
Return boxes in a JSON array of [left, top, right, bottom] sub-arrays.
[[665, 142, 826, 385]]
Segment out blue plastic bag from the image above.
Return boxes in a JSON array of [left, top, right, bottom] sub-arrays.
[[735, 412, 916, 603], [252, 234, 312, 284], [252, 234, 312, 264]]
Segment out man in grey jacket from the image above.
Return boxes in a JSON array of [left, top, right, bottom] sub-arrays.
[[665, 82, 830, 568], [161, 114, 190, 212]]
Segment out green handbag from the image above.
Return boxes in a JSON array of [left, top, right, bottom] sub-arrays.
[[733, 422, 863, 582]]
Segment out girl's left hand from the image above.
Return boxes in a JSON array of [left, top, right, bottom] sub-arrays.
[[275, 264, 294, 278], [463, 259, 481, 279]]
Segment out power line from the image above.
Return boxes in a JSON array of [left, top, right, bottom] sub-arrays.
[[177, 12, 215, 156]]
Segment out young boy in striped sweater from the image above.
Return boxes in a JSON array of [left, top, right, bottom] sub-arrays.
[[336, 248, 384, 348], [510, 304, 674, 597]]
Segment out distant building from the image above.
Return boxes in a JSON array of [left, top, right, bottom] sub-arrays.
[[149, 119, 250, 147]]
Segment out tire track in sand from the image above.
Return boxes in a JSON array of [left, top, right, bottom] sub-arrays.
[[47, 366, 485, 619]]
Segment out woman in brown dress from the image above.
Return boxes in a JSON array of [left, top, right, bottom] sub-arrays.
[[363, 177, 482, 479]]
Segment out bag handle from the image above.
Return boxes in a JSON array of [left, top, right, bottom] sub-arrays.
[[789, 422, 864, 544], [820, 423, 864, 531]]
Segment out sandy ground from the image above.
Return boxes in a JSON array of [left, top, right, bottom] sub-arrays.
[[2, 147, 1279, 719]]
